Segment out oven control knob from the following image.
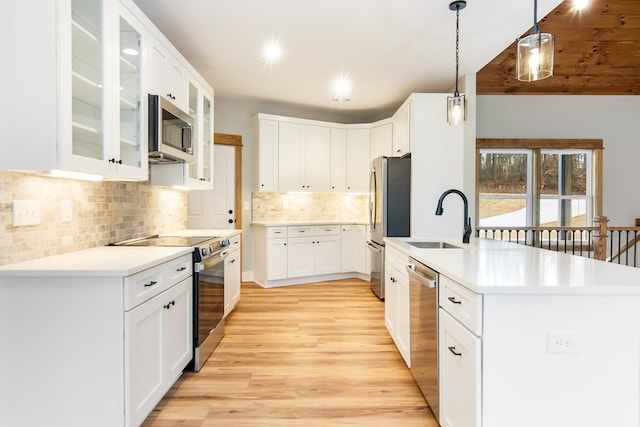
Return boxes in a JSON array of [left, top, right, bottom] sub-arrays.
[[201, 247, 209, 256]]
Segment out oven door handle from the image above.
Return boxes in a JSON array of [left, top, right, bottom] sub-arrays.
[[196, 253, 226, 272]]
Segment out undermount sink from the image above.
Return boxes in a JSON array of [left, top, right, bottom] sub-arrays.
[[406, 241, 463, 249]]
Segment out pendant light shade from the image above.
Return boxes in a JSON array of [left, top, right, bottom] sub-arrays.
[[447, 0, 466, 125], [515, 0, 555, 82]]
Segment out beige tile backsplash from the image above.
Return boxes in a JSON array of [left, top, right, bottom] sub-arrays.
[[0, 171, 187, 266], [252, 192, 368, 223]]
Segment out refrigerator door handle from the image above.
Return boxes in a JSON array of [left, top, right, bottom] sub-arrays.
[[369, 166, 377, 231]]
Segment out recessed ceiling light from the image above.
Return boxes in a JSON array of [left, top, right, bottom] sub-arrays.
[[263, 40, 282, 64], [332, 75, 351, 102]]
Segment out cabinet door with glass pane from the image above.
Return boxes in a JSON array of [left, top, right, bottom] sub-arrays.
[[115, 4, 147, 179], [66, 0, 109, 174], [187, 80, 214, 189]]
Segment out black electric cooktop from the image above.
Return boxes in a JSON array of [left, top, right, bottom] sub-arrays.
[[113, 235, 217, 247]]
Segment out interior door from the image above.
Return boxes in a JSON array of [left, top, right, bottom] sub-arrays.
[[187, 144, 235, 229]]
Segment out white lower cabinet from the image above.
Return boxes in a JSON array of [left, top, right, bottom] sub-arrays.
[[438, 309, 481, 427], [384, 259, 410, 366], [253, 224, 368, 287], [0, 251, 193, 427], [287, 226, 341, 278], [126, 277, 192, 427], [224, 244, 242, 316]]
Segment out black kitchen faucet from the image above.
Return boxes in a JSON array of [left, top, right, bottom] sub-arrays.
[[435, 189, 472, 243]]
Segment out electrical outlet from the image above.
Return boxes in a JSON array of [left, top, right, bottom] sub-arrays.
[[12, 200, 41, 227], [547, 331, 581, 354], [62, 200, 73, 223]]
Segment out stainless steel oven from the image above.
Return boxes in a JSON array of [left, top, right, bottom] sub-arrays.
[[111, 234, 229, 372]]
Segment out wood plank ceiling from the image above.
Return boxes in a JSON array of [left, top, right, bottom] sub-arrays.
[[476, 0, 640, 95]]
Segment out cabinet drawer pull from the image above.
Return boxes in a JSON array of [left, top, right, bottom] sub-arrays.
[[448, 346, 462, 357], [163, 300, 176, 310], [144, 280, 158, 287], [176, 266, 186, 272], [447, 296, 462, 305]]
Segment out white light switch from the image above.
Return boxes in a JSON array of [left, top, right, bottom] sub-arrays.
[[62, 200, 73, 223], [12, 200, 41, 227]]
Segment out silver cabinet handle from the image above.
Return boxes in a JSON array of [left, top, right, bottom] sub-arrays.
[[448, 346, 462, 357]]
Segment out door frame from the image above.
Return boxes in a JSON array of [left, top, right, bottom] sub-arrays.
[[214, 133, 243, 229]]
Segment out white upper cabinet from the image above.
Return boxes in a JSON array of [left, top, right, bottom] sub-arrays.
[[370, 120, 393, 161], [2, 0, 147, 180], [254, 116, 279, 192], [278, 122, 330, 192], [329, 128, 347, 192], [345, 128, 370, 192], [147, 37, 188, 112], [392, 101, 412, 157]]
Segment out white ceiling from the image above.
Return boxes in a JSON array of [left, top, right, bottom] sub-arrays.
[[131, 0, 563, 120]]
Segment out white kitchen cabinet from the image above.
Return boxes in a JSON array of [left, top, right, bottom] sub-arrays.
[[370, 120, 393, 161], [340, 224, 368, 274], [329, 128, 347, 191], [279, 122, 330, 192], [287, 226, 341, 278], [384, 244, 411, 366], [438, 308, 481, 427], [392, 100, 411, 157], [224, 244, 241, 316], [253, 224, 367, 287], [150, 78, 214, 189], [147, 37, 188, 111], [254, 117, 280, 191], [345, 128, 371, 192], [0, 249, 193, 427], [3, 0, 148, 180], [126, 276, 192, 427]]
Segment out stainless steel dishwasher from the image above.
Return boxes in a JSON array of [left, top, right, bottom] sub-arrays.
[[406, 257, 439, 421]]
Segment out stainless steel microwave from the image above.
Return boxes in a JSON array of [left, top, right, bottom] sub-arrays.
[[148, 94, 194, 164]]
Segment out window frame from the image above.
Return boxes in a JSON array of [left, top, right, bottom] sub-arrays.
[[476, 138, 603, 233]]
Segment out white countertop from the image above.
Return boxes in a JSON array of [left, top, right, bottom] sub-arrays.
[[252, 221, 367, 226], [0, 246, 193, 277], [385, 237, 640, 295]]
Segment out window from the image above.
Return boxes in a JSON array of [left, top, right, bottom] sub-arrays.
[[476, 139, 603, 242]]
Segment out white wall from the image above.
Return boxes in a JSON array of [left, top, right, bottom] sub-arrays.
[[477, 95, 640, 225]]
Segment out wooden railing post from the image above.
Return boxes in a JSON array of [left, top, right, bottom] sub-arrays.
[[593, 216, 609, 261]]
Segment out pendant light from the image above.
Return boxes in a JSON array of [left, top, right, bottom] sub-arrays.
[[515, 0, 555, 82], [447, 1, 466, 125]]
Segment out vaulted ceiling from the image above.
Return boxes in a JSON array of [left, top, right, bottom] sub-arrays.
[[477, 0, 640, 95]]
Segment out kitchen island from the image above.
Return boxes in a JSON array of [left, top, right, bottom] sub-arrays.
[[385, 237, 640, 427]]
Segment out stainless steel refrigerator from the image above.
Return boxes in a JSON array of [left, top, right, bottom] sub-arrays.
[[367, 156, 411, 299]]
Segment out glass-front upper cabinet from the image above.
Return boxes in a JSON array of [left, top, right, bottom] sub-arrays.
[[188, 82, 200, 182], [201, 93, 214, 185], [71, 0, 104, 162], [118, 10, 144, 173]]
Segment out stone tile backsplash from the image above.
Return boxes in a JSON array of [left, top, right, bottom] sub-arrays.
[[252, 192, 368, 223], [0, 171, 187, 266]]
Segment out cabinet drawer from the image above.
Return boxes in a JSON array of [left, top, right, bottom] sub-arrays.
[[386, 244, 409, 277], [314, 225, 340, 236], [267, 227, 287, 238], [227, 233, 242, 250], [125, 254, 192, 311], [439, 275, 482, 335], [288, 226, 314, 236]]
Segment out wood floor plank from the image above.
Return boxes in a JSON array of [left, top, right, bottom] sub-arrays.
[[142, 279, 437, 427]]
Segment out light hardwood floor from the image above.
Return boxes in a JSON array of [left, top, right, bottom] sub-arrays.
[[142, 279, 438, 426]]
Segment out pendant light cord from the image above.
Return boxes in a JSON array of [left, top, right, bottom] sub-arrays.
[[454, 3, 460, 96], [532, 0, 539, 34]]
